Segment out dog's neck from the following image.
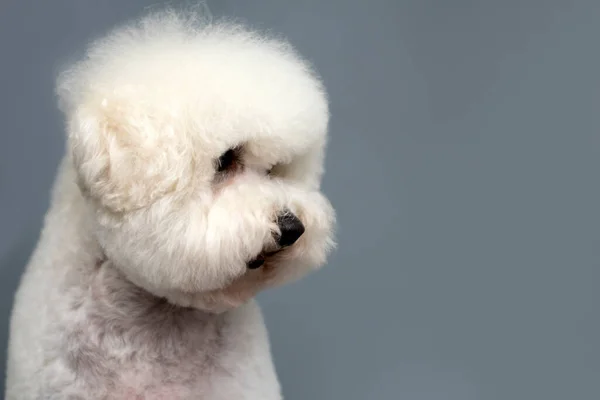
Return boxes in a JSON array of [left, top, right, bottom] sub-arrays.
[[88, 257, 221, 329]]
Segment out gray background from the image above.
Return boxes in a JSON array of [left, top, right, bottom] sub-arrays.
[[1, 0, 599, 399]]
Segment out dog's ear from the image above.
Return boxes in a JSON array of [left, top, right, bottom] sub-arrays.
[[67, 93, 194, 213]]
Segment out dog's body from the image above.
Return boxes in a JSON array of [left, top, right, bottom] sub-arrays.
[[6, 9, 335, 399], [6, 159, 282, 399]]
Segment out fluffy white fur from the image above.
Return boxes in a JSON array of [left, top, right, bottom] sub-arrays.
[[6, 8, 335, 399]]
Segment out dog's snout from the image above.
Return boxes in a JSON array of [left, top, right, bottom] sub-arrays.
[[276, 211, 305, 247]]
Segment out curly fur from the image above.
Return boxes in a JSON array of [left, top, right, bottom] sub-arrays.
[[6, 7, 335, 399]]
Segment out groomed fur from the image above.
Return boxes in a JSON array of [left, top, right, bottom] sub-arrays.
[[6, 7, 335, 399]]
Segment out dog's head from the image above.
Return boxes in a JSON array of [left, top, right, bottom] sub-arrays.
[[56, 10, 335, 312]]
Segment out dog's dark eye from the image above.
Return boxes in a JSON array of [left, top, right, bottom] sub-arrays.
[[217, 149, 236, 172]]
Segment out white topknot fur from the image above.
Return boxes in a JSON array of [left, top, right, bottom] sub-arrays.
[[6, 7, 335, 399]]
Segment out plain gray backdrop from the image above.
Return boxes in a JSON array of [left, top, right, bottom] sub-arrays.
[[1, 1, 599, 399]]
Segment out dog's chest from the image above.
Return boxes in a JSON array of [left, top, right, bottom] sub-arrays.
[[58, 267, 227, 399]]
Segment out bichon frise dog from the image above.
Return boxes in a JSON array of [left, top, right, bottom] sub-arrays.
[[5, 7, 336, 400]]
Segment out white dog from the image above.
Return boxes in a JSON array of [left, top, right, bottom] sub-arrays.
[[5, 7, 335, 399]]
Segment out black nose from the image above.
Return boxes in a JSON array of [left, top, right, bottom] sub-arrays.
[[276, 211, 305, 247]]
